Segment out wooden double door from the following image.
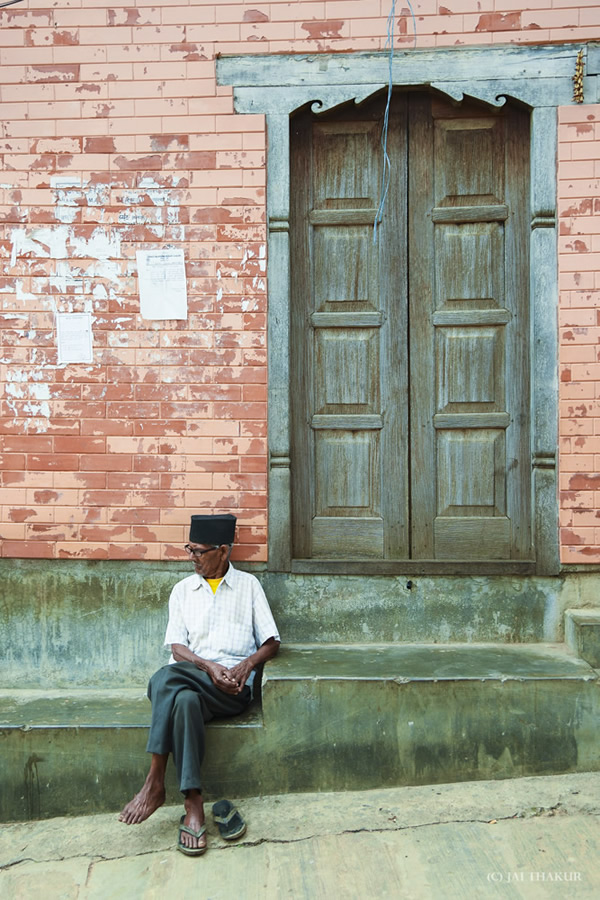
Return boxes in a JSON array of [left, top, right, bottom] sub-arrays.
[[290, 91, 532, 566]]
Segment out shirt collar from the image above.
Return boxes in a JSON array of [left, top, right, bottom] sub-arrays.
[[194, 562, 237, 592], [222, 562, 237, 587]]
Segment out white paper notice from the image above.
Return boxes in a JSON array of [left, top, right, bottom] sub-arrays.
[[137, 248, 188, 320], [56, 313, 93, 365]]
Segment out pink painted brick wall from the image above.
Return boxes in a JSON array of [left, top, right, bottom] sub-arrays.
[[558, 103, 600, 564], [0, 1, 598, 563]]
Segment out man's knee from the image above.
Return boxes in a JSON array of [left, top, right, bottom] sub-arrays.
[[147, 663, 213, 707], [173, 688, 201, 713], [148, 660, 196, 688]]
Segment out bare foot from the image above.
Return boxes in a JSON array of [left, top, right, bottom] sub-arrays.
[[179, 789, 207, 852], [119, 778, 165, 825]]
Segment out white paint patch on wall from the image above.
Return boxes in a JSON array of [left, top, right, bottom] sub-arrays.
[[10, 226, 70, 266], [23, 401, 51, 421], [10, 225, 121, 267], [51, 175, 110, 208], [110, 317, 133, 330], [30, 383, 50, 401], [51, 262, 85, 295], [55, 206, 80, 225], [139, 175, 186, 190], [5, 383, 25, 399], [15, 281, 37, 303], [7, 369, 37, 383], [3, 379, 51, 428], [92, 284, 108, 301], [70, 227, 121, 260]]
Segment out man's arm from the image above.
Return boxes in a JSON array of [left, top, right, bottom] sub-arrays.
[[227, 637, 280, 692], [171, 643, 241, 695]]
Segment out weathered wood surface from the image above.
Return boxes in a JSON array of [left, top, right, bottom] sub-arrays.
[[266, 114, 292, 571], [218, 44, 588, 86], [291, 92, 532, 564], [218, 45, 599, 113], [290, 96, 408, 560], [411, 95, 531, 561], [231, 78, 595, 114]]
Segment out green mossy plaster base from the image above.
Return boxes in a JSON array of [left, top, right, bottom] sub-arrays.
[[1, 559, 598, 687]]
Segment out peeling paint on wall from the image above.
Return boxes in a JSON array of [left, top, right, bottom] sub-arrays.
[[0, 3, 597, 562]]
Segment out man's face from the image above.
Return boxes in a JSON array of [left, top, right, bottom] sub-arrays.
[[186, 542, 230, 579]]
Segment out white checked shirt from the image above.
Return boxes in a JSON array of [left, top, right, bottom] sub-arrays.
[[163, 564, 280, 687]]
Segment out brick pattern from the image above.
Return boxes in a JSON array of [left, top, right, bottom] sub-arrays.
[[558, 103, 600, 564], [0, 2, 598, 562]]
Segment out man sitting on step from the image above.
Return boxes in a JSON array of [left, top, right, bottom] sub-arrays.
[[119, 513, 280, 855]]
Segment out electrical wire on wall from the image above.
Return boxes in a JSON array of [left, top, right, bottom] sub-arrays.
[[0, 1, 27, 8], [373, 0, 417, 243]]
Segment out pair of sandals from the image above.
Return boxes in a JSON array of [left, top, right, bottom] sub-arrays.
[[177, 799, 246, 857]]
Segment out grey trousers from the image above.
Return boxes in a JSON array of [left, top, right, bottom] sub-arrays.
[[146, 661, 251, 794]]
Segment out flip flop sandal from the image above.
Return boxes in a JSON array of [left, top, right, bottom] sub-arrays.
[[177, 816, 207, 856], [212, 799, 247, 841]]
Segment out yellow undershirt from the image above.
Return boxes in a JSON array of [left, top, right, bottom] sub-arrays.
[[206, 577, 223, 594]]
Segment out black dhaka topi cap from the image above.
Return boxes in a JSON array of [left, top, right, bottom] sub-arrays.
[[189, 513, 236, 545]]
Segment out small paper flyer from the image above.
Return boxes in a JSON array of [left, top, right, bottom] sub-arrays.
[[56, 312, 94, 365], [137, 248, 188, 320]]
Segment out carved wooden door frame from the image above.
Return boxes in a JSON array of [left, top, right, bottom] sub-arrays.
[[217, 42, 600, 574]]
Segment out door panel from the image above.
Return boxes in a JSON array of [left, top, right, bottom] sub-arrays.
[[291, 96, 409, 560], [409, 94, 530, 563], [290, 91, 531, 566]]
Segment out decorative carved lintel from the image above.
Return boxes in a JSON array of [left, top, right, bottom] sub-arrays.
[[233, 84, 387, 116], [429, 78, 576, 109], [431, 81, 509, 108], [532, 213, 556, 229], [309, 85, 387, 114]]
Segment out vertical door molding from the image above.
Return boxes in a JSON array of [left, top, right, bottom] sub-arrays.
[[530, 106, 560, 575], [217, 43, 596, 573], [266, 114, 292, 570]]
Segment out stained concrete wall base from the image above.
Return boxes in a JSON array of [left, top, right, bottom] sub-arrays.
[[2, 560, 600, 686]]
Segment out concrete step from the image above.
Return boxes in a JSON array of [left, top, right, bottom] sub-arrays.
[[0, 689, 264, 823], [1, 643, 599, 823], [0, 688, 263, 728], [260, 643, 600, 794], [565, 608, 600, 668]]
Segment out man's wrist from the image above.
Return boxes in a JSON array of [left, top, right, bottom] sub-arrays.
[[195, 657, 213, 673]]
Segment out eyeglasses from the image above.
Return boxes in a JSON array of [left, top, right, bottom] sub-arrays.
[[184, 544, 219, 558]]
